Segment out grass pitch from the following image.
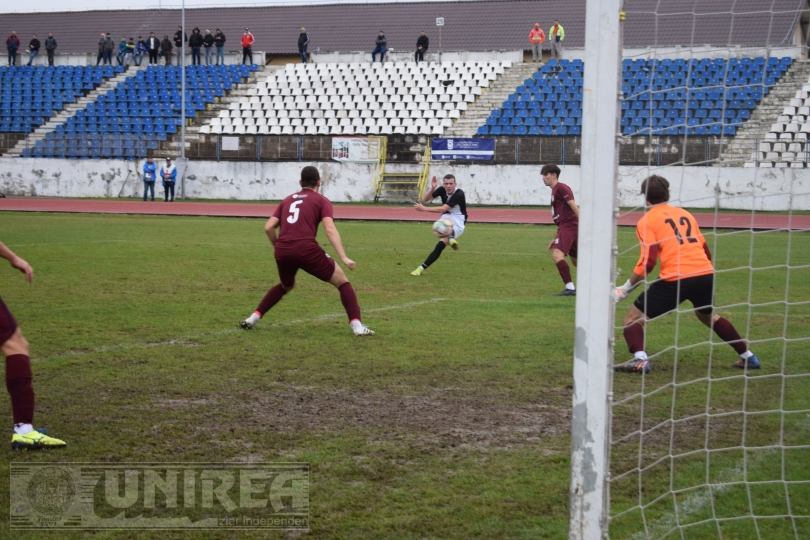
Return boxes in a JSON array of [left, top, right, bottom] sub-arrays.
[[0, 211, 807, 539]]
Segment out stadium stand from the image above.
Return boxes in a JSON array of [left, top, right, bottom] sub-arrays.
[[477, 59, 583, 136], [24, 64, 258, 159], [751, 80, 810, 167], [0, 65, 123, 134], [477, 57, 793, 137], [198, 61, 509, 136]]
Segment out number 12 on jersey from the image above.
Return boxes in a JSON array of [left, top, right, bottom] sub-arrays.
[[664, 217, 698, 244]]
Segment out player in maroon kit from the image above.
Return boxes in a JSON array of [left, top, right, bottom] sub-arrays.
[[541, 164, 579, 296], [0, 241, 67, 449], [240, 166, 374, 336]]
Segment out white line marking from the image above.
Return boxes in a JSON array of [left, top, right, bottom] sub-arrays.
[[39, 297, 448, 362]]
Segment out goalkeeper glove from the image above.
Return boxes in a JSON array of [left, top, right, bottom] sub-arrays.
[[613, 279, 637, 302]]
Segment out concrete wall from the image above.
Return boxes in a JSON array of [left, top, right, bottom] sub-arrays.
[[1, 157, 808, 210], [312, 50, 524, 64], [15, 51, 266, 67]]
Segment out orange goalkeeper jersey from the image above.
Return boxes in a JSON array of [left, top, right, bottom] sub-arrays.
[[633, 203, 714, 281]]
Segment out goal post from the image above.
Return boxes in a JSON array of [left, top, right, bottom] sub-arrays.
[[569, 0, 622, 538]]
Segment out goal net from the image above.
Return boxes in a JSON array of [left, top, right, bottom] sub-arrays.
[[571, 1, 810, 538]]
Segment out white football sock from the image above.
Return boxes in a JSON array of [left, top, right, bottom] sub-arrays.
[[14, 423, 33, 435], [565, 282, 575, 290], [634, 351, 648, 361]]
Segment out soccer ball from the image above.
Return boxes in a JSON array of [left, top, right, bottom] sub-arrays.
[[432, 219, 453, 237]]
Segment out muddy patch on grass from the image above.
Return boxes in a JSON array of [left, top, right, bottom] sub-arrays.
[[225, 385, 570, 451]]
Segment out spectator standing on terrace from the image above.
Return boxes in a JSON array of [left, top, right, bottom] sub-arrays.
[[142, 157, 157, 201], [26, 35, 40, 66], [115, 37, 127, 66], [95, 33, 104, 65], [203, 29, 215, 65], [415, 32, 429, 63], [241, 28, 255, 64], [134, 36, 148, 66], [528, 23, 545, 63], [549, 20, 565, 59], [160, 158, 177, 202], [189, 27, 203, 65], [146, 32, 160, 65], [124, 37, 136, 66], [174, 26, 187, 65], [0, 240, 68, 450], [214, 28, 226, 65], [44, 33, 57, 66], [6, 31, 20, 66], [103, 33, 115, 65], [160, 35, 173, 65], [371, 30, 387, 62], [297, 27, 309, 63]]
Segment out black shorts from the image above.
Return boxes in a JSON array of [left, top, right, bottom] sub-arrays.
[[633, 274, 714, 320]]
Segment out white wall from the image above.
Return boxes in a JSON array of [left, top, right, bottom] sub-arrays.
[[312, 50, 523, 64], [1, 157, 808, 210]]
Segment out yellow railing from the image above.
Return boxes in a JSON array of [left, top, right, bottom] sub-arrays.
[[416, 144, 431, 197], [373, 136, 388, 200]]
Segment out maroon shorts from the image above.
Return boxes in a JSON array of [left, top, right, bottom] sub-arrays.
[[552, 225, 578, 258], [275, 242, 336, 287], [0, 296, 18, 346]]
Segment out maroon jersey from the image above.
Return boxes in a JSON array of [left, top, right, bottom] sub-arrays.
[[272, 188, 334, 247], [551, 182, 578, 227]]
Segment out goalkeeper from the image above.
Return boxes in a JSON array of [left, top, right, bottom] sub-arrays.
[[613, 175, 760, 374]]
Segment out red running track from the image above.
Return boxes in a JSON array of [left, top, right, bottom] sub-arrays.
[[0, 197, 807, 230]]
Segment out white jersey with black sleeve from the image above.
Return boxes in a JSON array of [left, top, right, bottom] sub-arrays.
[[432, 186, 468, 238]]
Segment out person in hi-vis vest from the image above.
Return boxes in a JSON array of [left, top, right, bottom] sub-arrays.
[[549, 20, 565, 59]]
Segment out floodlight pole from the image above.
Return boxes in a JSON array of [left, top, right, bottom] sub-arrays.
[[436, 16, 444, 63], [568, 0, 621, 539], [180, 0, 186, 197]]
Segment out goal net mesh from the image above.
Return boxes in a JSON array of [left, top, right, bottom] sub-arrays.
[[605, 1, 810, 538]]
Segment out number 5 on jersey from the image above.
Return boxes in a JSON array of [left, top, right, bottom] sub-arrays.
[[287, 199, 304, 224]]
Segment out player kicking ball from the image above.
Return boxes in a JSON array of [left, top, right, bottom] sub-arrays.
[[240, 166, 374, 336], [410, 174, 468, 276], [0, 241, 66, 450], [613, 175, 760, 374]]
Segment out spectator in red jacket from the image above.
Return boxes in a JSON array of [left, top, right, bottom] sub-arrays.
[[241, 28, 255, 64], [6, 31, 20, 66], [528, 22, 545, 63]]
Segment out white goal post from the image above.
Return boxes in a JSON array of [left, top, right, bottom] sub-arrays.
[[569, 0, 622, 538]]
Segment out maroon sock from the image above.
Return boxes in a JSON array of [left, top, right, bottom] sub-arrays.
[[256, 284, 288, 315], [6, 354, 34, 425], [555, 260, 572, 285], [338, 282, 361, 322], [712, 317, 747, 355], [624, 322, 645, 354]]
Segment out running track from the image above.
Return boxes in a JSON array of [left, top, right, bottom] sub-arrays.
[[0, 197, 808, 230]]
